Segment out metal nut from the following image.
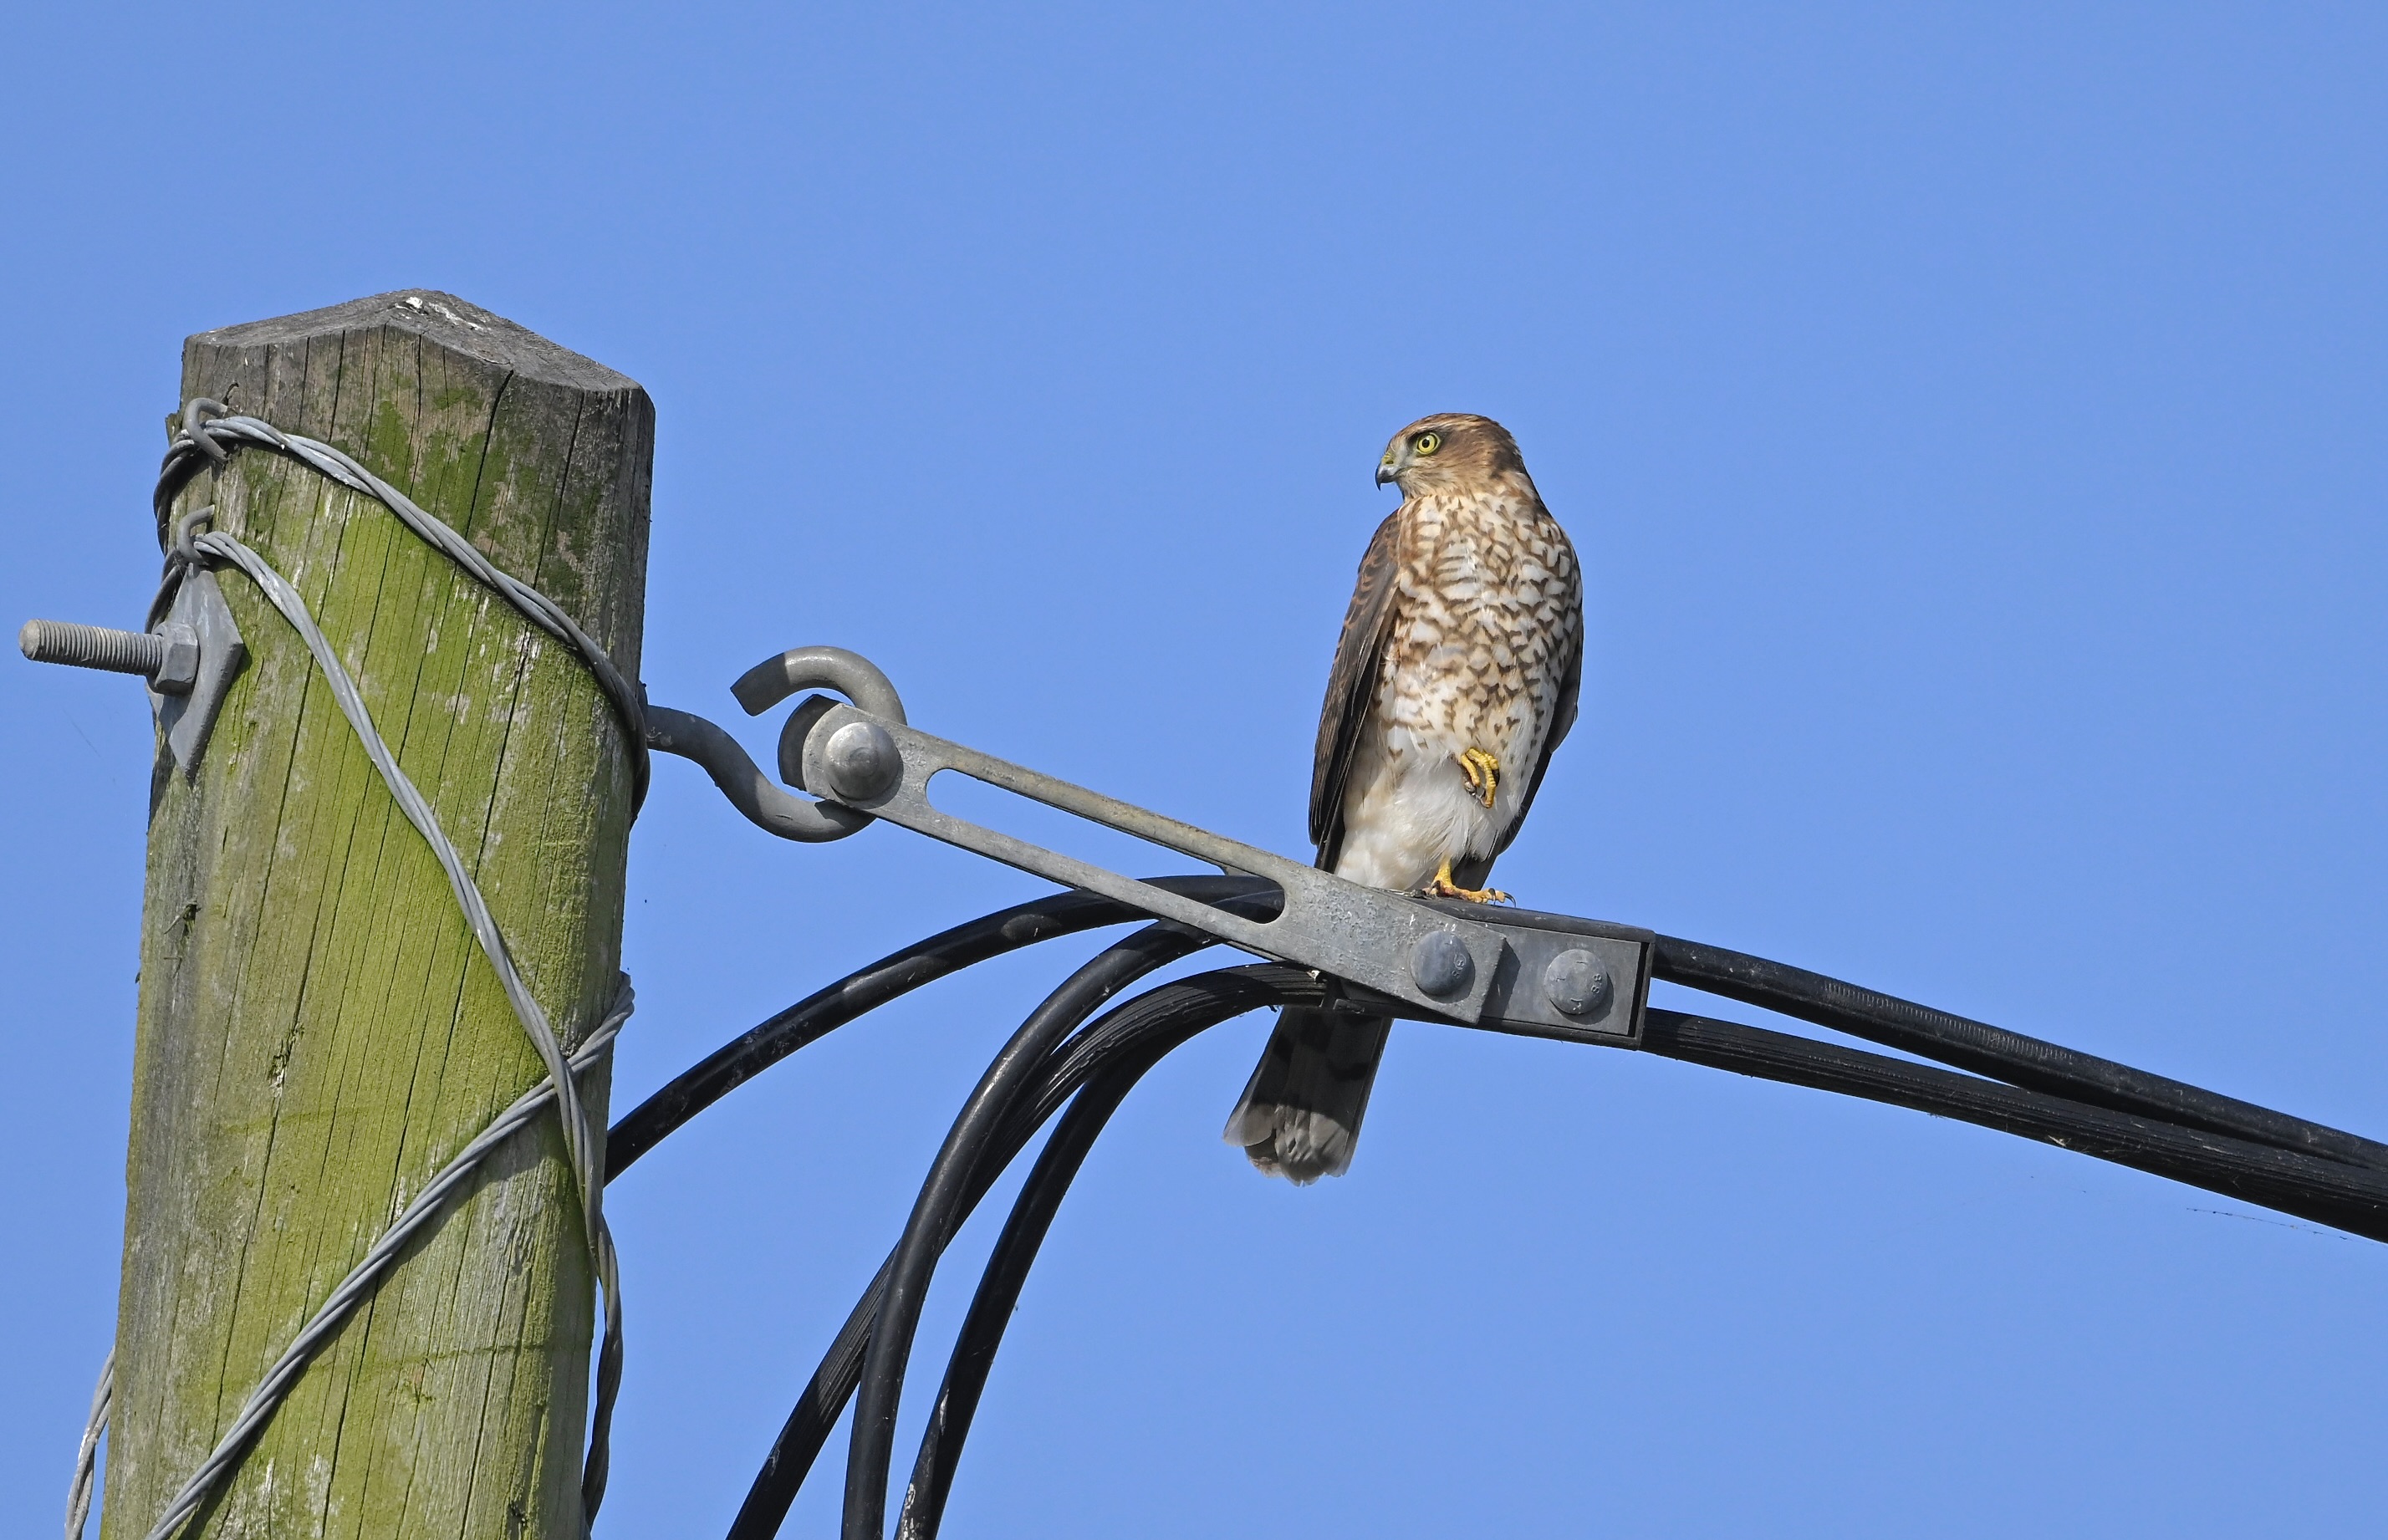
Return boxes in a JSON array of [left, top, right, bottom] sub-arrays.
[[822, 719, 900, 803], [1544, 949, 1611, 1017], [1410, 928, 1474, 999], [153, 623, 201, 694]]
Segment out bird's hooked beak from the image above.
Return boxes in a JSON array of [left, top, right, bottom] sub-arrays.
[[1375, 450, 1400, 488]]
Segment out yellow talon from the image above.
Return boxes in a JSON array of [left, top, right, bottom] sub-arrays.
[[1426, 857, 1509, 905], [1457, 747, 1500, 808]]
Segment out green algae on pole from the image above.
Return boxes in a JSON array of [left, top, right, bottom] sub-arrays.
[[104, 292, 651, 1539]]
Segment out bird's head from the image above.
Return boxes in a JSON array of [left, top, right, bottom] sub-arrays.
[[1375, 413, 1531, 498]]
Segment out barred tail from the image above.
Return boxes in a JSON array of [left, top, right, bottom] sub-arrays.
[[1222, 1007, 1392, 1183]]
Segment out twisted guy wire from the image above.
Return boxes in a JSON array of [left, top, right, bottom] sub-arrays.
[[75, 401, 648, 1537], [63, 1356, 110, 1540], [147, 529, 628, 1539], [155, 400, 651, 806], [129, 999, 630, 1540]]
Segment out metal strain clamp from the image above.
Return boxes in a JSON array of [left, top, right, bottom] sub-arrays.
[[22, 568, 247, 772], [647, 646, 1651, 1043]]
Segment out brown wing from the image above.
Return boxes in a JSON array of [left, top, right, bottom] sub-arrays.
[[1498, 625, 1581, 856], [1309, 509, 1405, 871]]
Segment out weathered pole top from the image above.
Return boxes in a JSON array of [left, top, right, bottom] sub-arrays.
[[192, 288, 640, 394]]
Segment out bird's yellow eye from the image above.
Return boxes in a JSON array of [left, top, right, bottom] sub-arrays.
[[1414, 431, 1441, 456]]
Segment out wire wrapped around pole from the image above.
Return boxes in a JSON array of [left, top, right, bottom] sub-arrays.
[[155, 401, 653, 805]]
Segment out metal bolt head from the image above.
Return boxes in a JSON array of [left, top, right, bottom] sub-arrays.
[[822, 719, 901, 803], [1410, 928, 1475, 998], [153, 623, 201, 694], [1544, 949, 1612, 1017]]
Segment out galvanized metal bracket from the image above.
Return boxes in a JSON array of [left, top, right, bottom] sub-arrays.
[[638, 645, 1649, 1039], [783, 696, 1649, 1041], [149, 569, 247, 772]]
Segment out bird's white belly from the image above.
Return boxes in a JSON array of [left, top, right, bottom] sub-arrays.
[[1331, 717, 1528, 890], [1327, 482, 1576, 894]]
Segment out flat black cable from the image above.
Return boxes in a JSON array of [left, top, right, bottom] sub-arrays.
[[1652, 936, 2388, 1171], [1641, 1008, 2388, 1239], [897, 993, 2388, 1537]]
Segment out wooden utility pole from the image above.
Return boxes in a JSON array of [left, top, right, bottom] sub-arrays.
[[103, 292, 652, 1538]]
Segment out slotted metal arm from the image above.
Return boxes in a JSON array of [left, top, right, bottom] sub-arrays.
[[614, 647, 2388, 1540], [640, 645, 2386, 1215], [646, 646, 1651, 1039]]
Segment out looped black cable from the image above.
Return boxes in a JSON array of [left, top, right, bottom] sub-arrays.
[[836, 926, 1212, 1539], [585, 885, 2388, 1538], [895, 995, 1204, 1539], [723, 964, 1324, 1540], [890, 976, 2388, 1540], [605, 876, 1280, 1180], [588, 880, 1283, 1540]]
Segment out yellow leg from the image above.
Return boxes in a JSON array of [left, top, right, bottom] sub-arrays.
[[1426, 856, 1509, 905], [1457, 747, 1500, 808]]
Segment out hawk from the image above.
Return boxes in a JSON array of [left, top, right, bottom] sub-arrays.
[[1225, 413, 1584, 1181]]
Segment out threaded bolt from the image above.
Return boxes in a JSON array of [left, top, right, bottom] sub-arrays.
[[20, 618, 201, 692], [22, 619, 166, 677]]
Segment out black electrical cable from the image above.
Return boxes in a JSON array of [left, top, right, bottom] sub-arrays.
[[1652, 936, 2388, 1171], [729, 967, 1324, 1540], [1640, 1008, 2388, 1239], [605, 875, 1278, 1180], [733, 947, 2388, 1537], [594, 884, 2388, 1535], [896, 992, 2388, 1537], [727, 925, 1217, 1540], [609, 885, 2379, 1193], [840, 924, 1232, 1539], [715, 936, 2388, 1536], [727, 1259, 888, 1540], [895, 1026, 1171, 1539]]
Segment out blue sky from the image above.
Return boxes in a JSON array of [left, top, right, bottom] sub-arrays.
[[6, 4, 2385, 1535]]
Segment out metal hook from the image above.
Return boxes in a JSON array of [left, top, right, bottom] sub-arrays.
[[730, 645, 905, 722], [640, 648, 908, 844], [181, 398, 231, 465], [173, 505, 217, 565]]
